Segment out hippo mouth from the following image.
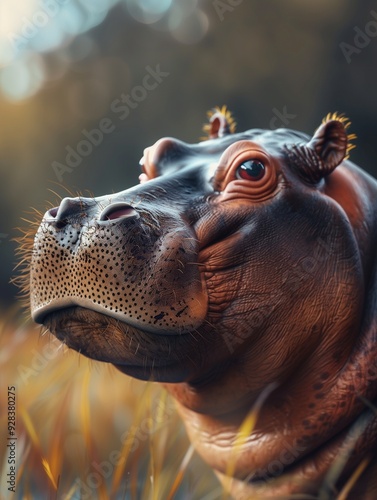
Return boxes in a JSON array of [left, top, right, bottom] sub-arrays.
[[44, 305, 204, 382]]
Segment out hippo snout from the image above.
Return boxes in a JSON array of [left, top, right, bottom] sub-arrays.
[[30, 190, 208, 340]]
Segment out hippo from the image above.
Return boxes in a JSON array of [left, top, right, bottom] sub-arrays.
[[27, 107, 377, 498]]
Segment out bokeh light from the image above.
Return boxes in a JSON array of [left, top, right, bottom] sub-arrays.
[[0, 54, 45, 101], [0, 0, 117, 100], [124, 0, 173, 24], [0, 0, 208, 102], [170, 8, 209, 44]]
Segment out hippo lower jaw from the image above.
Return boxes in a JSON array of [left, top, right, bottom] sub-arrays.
[[44, 306, 207, 383]]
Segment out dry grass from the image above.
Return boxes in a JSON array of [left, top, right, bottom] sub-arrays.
[[0, 309, 223, 500]]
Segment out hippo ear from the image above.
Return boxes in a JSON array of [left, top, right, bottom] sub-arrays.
[[202, 105, 236, 140], [286, 114, 356, 183]]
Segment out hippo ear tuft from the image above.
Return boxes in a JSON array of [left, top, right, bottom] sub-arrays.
[[202, 105, 236, 140], [286, 114, 356, 183], [320, 113, 357, 160]]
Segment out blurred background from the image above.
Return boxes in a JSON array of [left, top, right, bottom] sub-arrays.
[[1, 0, 377, 307]]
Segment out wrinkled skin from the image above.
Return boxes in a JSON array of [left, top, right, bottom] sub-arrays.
[[29, 110, 377, 498]]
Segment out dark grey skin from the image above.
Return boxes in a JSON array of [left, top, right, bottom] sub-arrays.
[[28, 109, 377, 498]]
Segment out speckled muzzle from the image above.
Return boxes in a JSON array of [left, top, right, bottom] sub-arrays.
[[30, 191, 207, 335]]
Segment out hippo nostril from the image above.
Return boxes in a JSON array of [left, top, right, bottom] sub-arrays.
[[43, 197, 94, 228], [48, 207, 59, 218], [106, 207, 134, 220], [44, 205, 65, 229], [99, 203, 139, 223]]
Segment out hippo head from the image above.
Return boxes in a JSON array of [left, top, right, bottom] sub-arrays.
[[28, 108, 377, 496]]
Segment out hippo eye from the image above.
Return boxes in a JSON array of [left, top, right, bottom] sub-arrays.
[[236, 160, 265, 181]]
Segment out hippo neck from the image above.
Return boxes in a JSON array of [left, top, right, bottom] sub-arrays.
[[163, 180, 377, 492], [166, 297, 377, 493]]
